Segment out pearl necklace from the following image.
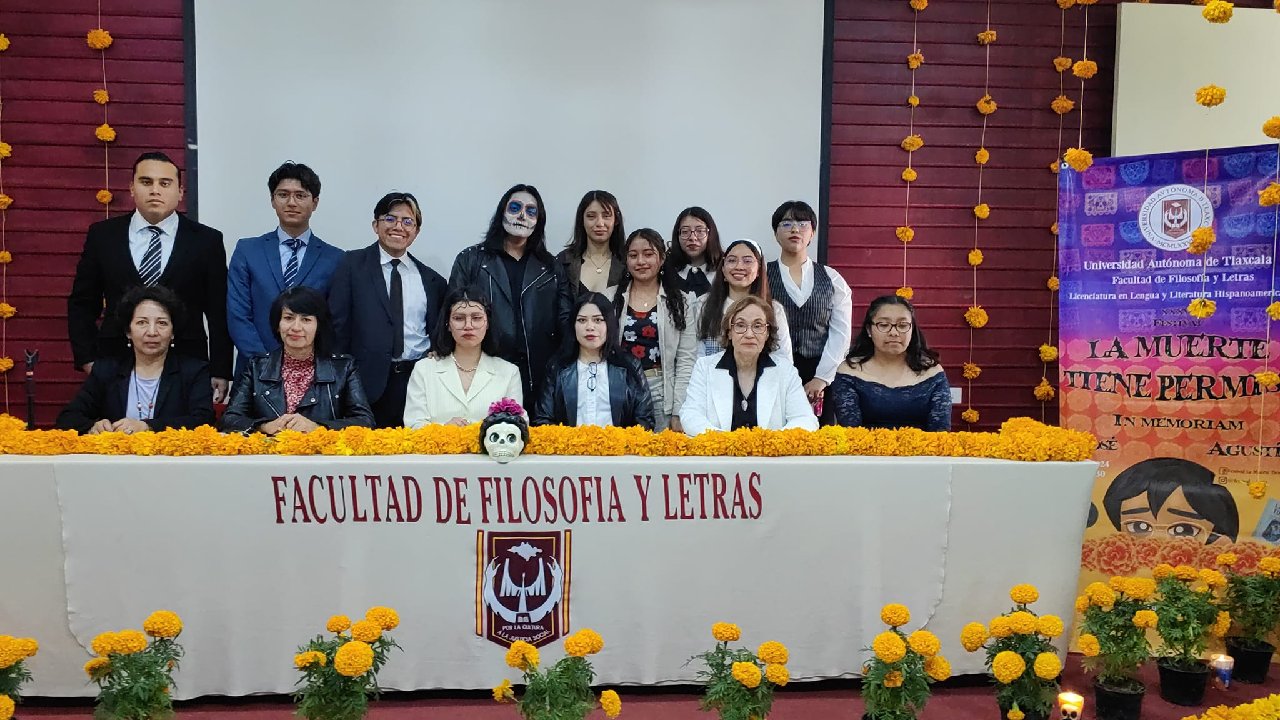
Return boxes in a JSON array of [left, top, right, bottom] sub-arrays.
[[453, 357, 478, 374]]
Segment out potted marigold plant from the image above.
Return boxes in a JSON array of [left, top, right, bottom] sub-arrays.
[[294, 606, 402, 720], [691, 622, 789, 720], [961, 584, 1064, 720], [1216, 553, 1280, 684], [1149, 564, 1230, 706], [493, 628, 621, 720], [861, 604, 951, 720], [0, 633, 39, 720], [85, 610, 184, 720], [1075, 576, 1155, 720]]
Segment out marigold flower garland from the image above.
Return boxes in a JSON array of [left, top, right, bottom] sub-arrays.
[[89, 13, 114, 211], [0, 414, 1098, 462], [896, 0, 929, 301], [0, 32, 11, 407]]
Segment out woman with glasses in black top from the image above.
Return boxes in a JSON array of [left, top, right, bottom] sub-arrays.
[[665, 206, 723, 298], [532, 292, 655, 430]]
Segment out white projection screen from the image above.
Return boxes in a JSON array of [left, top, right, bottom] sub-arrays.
[[1113, 3, 1280, 157], [193, 0, 825, 271]]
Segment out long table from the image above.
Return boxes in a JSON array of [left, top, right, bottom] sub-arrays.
[[0, 454, 1095, 698]]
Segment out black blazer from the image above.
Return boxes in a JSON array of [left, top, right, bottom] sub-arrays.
[[219, 351, 375, 433], [55, 353, 215, 433], [67, 213, 232, 379], [328, 243, 446, 403], [449, 243, 573, 400], [532, 358, 656, 430]]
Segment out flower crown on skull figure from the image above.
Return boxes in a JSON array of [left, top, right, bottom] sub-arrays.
[[480, 398, 529, 463]]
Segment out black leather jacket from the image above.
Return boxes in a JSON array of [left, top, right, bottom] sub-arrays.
[[220, 351, 375, 433], [449, 243, 572, 399], [532, 358, 656, 430]]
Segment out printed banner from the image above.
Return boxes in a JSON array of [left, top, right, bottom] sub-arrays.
[[1058, 143, 1280, 587], [3, 455, 1094, 697]]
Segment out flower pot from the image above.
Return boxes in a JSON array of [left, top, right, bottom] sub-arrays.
[[1156, 659, 1209, 706], [1225, 638, 1276, 684], [1093, 679, 1145, 720]]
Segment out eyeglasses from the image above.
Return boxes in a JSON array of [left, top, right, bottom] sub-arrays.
[[871, 321, 913, 334], [1121, 520, 1207, 540], [586, 361, 599, 392], [506, 201, 539, 219], [678, 227, 709, 240], [274, 190, 313, 203], [722, 256, 758, 268], [380, 215, 417, 229], [778, 220, 813, 231], [730, 321, 769, 336]]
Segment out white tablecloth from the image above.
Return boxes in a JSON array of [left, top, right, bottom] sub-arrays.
[[0, 454, 1095, 698]]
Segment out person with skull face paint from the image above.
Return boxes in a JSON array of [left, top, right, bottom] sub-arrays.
[[448, 184, 572, 401], [532, 292, 655, 430], [556, 190, 627, 296]]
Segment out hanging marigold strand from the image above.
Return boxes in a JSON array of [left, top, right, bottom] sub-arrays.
[[897, 0, 927, 301]]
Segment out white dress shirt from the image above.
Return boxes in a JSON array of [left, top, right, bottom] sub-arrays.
[[127, 210, 180, 275], [575, 360, 613, 427], [774, 257, 854, 383], [378, 246, 431, 361]]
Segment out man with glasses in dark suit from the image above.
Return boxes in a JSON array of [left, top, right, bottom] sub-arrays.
[[328, 192, 446, 427], [67, 151, 233, 403]]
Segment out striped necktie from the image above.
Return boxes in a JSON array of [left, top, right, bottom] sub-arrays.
[[138, 225, 163, 286], [282, 237, 304, 288]]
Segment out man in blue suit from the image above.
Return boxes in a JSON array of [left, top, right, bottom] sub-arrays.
[[226, 162, 344, 381]]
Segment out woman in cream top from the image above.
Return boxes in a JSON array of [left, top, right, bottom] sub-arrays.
[[403, 286, 523, 427]]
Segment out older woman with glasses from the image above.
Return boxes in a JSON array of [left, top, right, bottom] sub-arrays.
[[680, 296, 817, 435], [830, 295, 952, 431], [532, 292, 655, 429]]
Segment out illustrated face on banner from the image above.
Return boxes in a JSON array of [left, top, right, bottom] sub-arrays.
[[503, 192, 539, 238], [484, 422, 525, 463], [1101, 458, 1239, 547]]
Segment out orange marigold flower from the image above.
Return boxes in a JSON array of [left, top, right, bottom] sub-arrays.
[[1266, 301, 1280, 320], [93, 89, 110, 105], [901, 134, 924, 152], [1053, 56, 1073, 73], [1250, 480, 1269, 499], [977, 30, 997, 45], [961, 408, 979, 424], [1051, 95, 1075, 115], [1034, 378, 1056, 402], [962, 362, 981, 380], [96, 189, 113, 205], [0, 357, 14, 374], [87, 28, 114, 50], [0, 303, 15, 320], [1188, 226, 1215, 254], [1039, 345, 1059, 362], [975, 148, 990, 165], [1047, 276, 1060, 291], [896, 286, 914, 301], [964, 305, 989, 328], [976, 94, 998, 115], [902, 167, 918, 183], [907, 52, 924, 69], [1255, 370, 1280, 391], [1073, 59, 1098, 79], [1187, 297, 1216, 319], [1049, 160, 1061, 174], [908, 94, 921, 107], [968, 249, 984, 266], [1202, 0, 1234, 23], [0, 194, 12, 211], [0, 250, 11, 264], [95, 124, 117, 143], [1195, 84, 1227, 107], [974, 203, 991, 220], [896, 226, 915, 243], [1258, 182, 1280, 207], [0, 142, 11, 159], [1057, 0, 1076, 8], [0, 34, 10, 52], [1050, 222, 1059, 236], [910, 0, 928, 9], [1264, 116, 1280, 139], [1064, 147, 1093, 172]]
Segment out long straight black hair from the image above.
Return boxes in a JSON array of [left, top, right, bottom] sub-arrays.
[[565, 190, 625, 260], [844, 295, 940, 373], [612, 229, 687, 332], [482, 184, 552, 264], [557, 292, 642, 378], [666, 206, 723, 269], [696, 239, 770, 341]]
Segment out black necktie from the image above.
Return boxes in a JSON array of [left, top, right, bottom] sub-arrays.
[[389, 259, 404, 359], [139, 226, 163, 286]]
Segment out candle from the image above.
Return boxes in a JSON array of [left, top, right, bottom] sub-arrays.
[[1058, 691, 1084, 719], [1210, 654, 1234, 689]]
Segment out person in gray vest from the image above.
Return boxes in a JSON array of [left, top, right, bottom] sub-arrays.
[[764, 201, 852, 417]]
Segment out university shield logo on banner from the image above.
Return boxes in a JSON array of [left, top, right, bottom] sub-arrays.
[[476, 530, 571, 648], [1136, 183, 1213, 250]]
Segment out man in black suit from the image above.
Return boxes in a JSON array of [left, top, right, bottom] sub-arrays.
[[329, 192, 446, 427], [67, 151, 233, 402]]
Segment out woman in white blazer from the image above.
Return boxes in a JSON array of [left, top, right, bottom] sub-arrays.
[[403, 286, 523, 428], [607, 229, 699, 432], [680, 296, 818, 435]]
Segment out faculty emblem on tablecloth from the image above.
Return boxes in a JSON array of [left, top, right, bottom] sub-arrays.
[[1137, 184, 1213, 250], [476, 530, 571, 648]]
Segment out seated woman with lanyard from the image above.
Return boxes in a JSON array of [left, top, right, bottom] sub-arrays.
[[680, 296, 818, 434], [402, 285, 523, 427], [830, 295, 952, 431], [533, 292, 655, 430], [57, 285, 214, 433], [221, 286, 374, 434], [609, 228, 698, 433]]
